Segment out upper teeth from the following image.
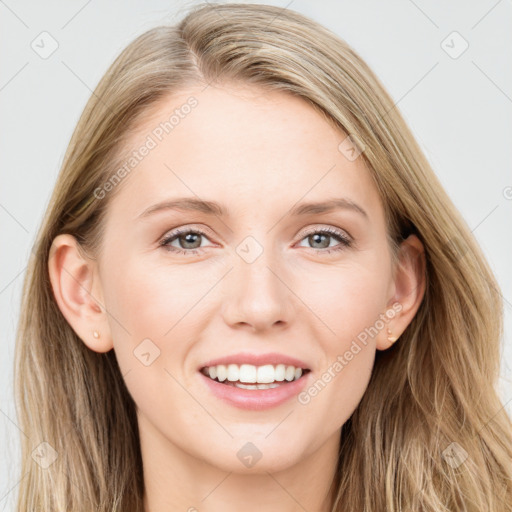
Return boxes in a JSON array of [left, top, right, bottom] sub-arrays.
[[202, 364, 304, 383]]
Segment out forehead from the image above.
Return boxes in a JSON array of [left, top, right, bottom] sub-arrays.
[[108, 83, 382, 222]]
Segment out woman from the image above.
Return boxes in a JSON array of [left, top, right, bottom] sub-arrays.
[[14, 3, 512, 511]]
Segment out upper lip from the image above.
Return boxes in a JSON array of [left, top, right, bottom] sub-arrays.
[[199, 352, 310, 370]]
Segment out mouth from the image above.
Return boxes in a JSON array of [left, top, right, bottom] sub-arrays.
[[200, 363, 311, 390]]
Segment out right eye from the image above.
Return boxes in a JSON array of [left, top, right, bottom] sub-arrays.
[[159, 227, 215, 255]]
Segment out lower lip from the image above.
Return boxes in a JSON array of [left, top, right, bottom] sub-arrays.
[[199, 372, 311, 411]]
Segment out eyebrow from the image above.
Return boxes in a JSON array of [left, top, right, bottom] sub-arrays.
[[137, 197, 368, 220]]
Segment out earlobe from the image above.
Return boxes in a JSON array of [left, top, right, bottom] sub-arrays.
[[48, 234, 113, 353], [377, 234, 426, 350]]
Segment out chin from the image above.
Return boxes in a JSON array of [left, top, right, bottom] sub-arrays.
[[195, 436, 308, 474]]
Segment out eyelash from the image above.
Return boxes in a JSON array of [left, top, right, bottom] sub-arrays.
[[158, 226, 353, 256]]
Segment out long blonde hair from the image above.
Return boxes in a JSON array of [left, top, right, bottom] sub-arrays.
[[14, 3, 512, 510]]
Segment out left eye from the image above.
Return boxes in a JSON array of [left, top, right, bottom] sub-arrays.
[[296, 228, 352, 253]]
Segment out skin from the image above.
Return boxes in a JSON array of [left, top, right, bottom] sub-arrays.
[[48, 82, 426, 512]]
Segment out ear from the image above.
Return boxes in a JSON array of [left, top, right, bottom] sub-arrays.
[[48, 234, 113, 353], [376, 234, 426, 350]]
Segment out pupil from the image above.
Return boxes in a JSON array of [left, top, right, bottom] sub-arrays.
[[181, 233, 201, 249], [310, 233, 329, 249]]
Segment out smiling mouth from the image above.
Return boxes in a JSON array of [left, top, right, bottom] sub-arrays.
[[200, 364, 311, 390]]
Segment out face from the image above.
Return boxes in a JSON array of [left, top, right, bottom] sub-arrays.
[[68, 83, 412, 474]]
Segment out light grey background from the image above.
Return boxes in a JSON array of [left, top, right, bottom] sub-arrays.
[[1, 0, 511, 507]]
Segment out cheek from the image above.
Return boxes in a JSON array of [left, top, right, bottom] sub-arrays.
[[294, 258, 390, 345], [101, 254, 226, 384], [104, 254, 205, 340], [100, 256, 193, 377], [293, 260, 388, 429], [101, 258, 210, 422]]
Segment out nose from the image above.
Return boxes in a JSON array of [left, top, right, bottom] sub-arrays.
[[221, 244, 294, 332]]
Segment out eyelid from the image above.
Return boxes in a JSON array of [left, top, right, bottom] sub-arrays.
[[159, 224, 216, 247], [159, 223, 215, 240], [297, 224, 352, 241]]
